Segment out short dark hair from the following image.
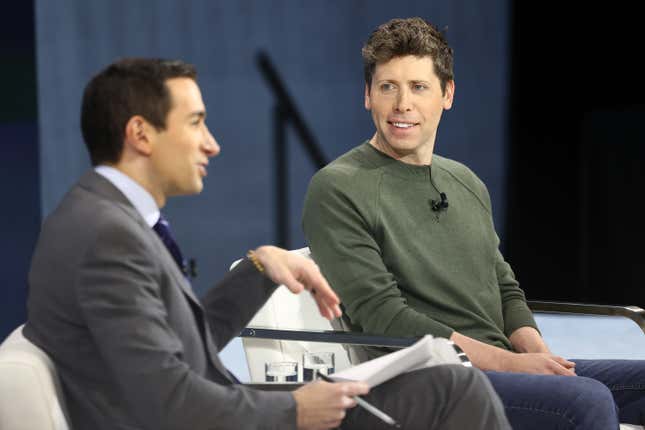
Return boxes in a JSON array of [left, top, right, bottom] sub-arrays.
[[362, 17, 454, 94], [80, 58, 197, 166]]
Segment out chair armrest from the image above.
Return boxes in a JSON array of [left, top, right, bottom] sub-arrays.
[[240, 327, 418, 348], [528, 300, 645, 333]]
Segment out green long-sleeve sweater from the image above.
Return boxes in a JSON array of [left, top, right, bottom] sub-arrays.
[[303, 142, 537, 355]]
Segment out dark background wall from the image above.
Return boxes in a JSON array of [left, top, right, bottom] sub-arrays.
[[506, 2, 644, 305], [0, 1, 39, 337]]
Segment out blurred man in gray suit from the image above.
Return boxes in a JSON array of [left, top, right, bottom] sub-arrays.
[[24, 58, 510, 430]]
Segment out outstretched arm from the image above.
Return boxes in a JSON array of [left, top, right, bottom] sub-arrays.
[[202, 246, 341, 350]]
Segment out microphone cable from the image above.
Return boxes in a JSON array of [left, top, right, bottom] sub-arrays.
[[429, 166, 449, 212]]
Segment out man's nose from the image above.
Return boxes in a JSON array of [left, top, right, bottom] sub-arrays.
[[203, 127, 220, 157], [394, 88, 412, 112]]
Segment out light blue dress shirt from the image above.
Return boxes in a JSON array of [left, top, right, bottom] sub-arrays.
[[94, 165, 160, 228]]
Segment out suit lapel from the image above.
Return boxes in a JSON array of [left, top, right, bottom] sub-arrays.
[[79, 171, 204, 308], [78, 171, 233, 380], [154, 239, 234, 380]]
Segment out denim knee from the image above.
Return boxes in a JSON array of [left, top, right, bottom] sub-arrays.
[[567, 376, 618, 428], [486, 371, 620, 430]]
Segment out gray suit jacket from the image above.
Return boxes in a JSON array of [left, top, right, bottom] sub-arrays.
[[25, 171, 296, 430]]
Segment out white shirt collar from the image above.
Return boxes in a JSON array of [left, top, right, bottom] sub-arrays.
[[94, 165, 160, 227]]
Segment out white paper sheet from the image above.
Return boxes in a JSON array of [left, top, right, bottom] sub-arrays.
[[330, 335, 436, 387]]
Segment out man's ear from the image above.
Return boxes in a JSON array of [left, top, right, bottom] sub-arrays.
[[124, 115, 153, 156], [443, 80, 455, 110], [364, 83, 372, 111]]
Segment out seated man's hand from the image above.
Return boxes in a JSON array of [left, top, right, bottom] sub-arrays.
[[253, 246, 342, 320], [451, 331, 576, 375], [292, 380, 369, 430], [503, 352, 576, 376]]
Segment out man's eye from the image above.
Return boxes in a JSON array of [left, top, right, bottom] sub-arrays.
[[380, 83, 395, 92], [413, 84, 427, 91]]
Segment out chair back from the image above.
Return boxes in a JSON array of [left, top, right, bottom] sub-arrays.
[[0, 325, 71, 430], [235, 247, 352, 382]]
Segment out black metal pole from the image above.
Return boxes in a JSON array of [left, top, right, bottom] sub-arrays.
[[258, 52, 327, 169]]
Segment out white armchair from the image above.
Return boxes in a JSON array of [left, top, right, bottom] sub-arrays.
[[233, 247, 419, 382], [0, 325, 71, 430], [234, 248, 352, 381]]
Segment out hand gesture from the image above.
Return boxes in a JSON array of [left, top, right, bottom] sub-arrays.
[[252, 246, 342, 320]]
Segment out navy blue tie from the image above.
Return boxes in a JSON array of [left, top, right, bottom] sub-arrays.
[[153, 214, 188, 277], [153, 215, 237, 382]]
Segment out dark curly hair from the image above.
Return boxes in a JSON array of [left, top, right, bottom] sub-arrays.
[[362, 17, 454, 94]]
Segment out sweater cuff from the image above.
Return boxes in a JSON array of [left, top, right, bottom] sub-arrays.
[[503, 300, 540, 337], [430, 324, 455, 340]]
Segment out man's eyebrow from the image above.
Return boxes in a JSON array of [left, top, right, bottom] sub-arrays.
[[187, 110, 206, 120], [375, 79, 431, 84]]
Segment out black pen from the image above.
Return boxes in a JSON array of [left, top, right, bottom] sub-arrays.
[[316, 370, 401, 428]]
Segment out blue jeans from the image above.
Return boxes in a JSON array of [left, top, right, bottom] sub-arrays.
[[485, 359, 645, 429]]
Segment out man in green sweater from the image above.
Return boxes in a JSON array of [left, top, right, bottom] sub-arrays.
[[303, 17, 645, 429]]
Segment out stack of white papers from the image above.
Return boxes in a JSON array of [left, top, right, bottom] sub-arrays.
[[330, 335, 466, 387]]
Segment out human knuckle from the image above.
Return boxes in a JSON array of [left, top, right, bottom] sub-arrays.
[[332, 398, 345, 409], [343, 385, 356, 396]]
